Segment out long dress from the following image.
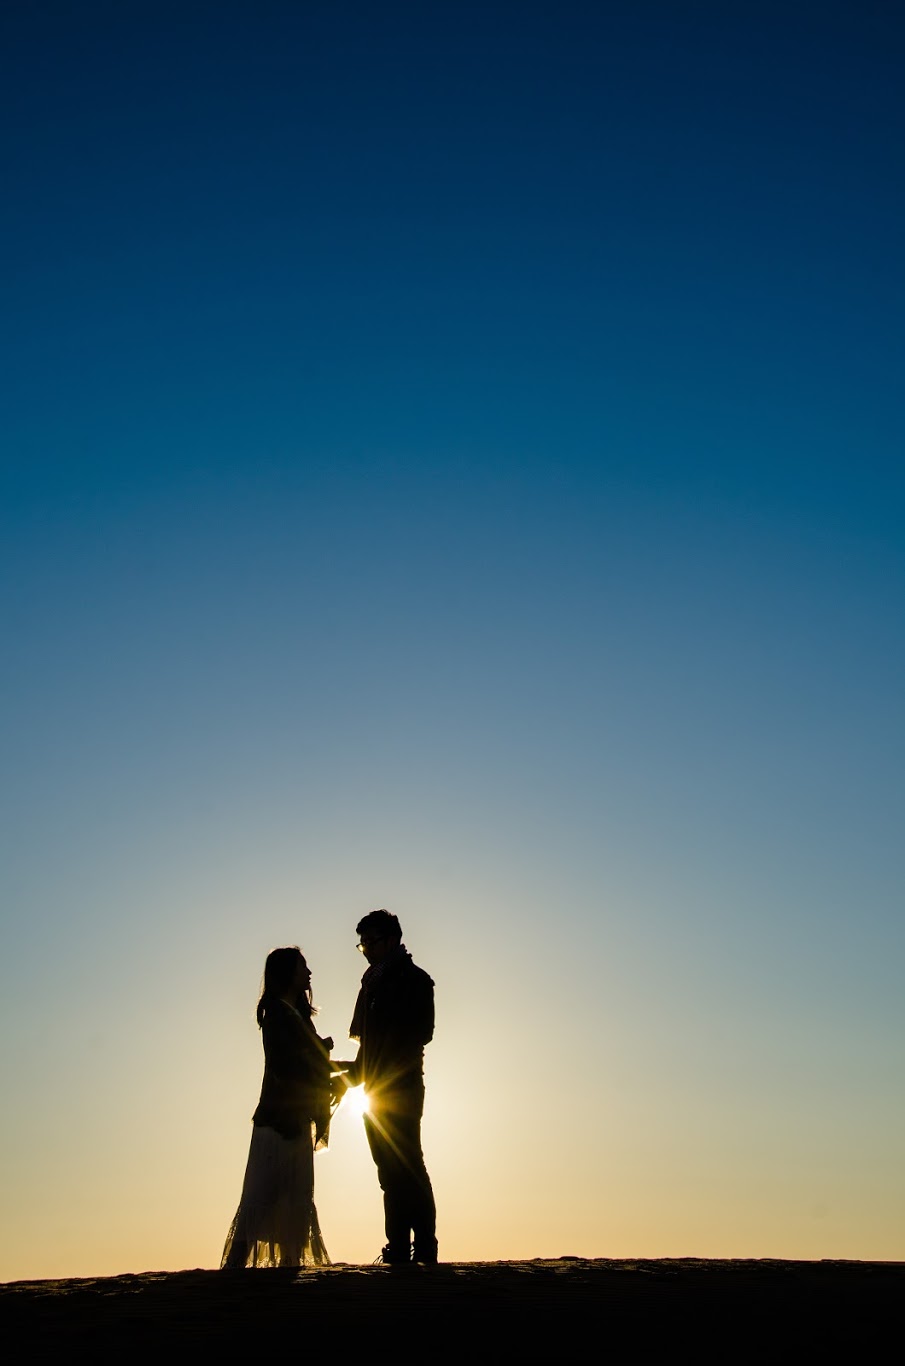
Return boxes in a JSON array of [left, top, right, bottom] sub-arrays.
[[221, 998, 332, 1268]]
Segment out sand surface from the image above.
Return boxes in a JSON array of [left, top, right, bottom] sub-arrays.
[[3, 1257, 901, 1357]]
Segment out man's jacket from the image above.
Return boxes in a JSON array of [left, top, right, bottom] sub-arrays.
[[349, 947, 434, 1095]]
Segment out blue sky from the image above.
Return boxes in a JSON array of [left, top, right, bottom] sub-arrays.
[[1, 1, 903, 1276]]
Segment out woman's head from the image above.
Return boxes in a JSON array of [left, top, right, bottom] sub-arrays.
[[257, 946, 312, 1025], [264, 945, 308, 995]]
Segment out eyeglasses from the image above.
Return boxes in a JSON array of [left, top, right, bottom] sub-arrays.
[[357, 935, 385, 953]]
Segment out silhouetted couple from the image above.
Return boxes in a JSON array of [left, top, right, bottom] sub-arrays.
[[221, 909, 437, 1269]]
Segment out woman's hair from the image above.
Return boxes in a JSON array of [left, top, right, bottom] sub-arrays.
[[256, 945, 314, 1027]]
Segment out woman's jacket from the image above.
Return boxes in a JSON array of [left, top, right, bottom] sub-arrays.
[[252, 998, 332, 1144]]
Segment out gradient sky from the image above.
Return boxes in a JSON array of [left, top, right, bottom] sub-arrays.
[[1, 1, 903, 1280]]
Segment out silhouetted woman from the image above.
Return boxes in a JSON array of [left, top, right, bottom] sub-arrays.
[[221, 947, 332, 1267]]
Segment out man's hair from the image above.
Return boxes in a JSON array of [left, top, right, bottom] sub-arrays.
[[356, 907, 402, 943]]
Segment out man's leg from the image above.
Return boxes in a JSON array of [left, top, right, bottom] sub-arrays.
[[364, 1112, 412, 1261], [395, 1109, 436, 1263], [366, 1095, 436, 1263]]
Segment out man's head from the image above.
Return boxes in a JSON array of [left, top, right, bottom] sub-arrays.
[[356, 908, 402, 964]]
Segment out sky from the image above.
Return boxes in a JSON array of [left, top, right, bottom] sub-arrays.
[[1, 0, 903, 1280]]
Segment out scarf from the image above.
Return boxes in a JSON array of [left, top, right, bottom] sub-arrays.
[[349, 943, 409, 1040]]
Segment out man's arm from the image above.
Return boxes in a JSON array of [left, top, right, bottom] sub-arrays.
[[410, 969, 435, 1046], [329, 1052, 361, 1101]]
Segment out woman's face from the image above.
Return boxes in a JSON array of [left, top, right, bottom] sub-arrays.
[[294, 956, 312, 994]]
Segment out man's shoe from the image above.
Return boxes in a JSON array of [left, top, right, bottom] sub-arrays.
[[413, 1239, 438, 1265], [375, 1243, 412, 1266]]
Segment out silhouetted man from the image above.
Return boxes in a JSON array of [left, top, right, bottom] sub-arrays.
[[334, 909, 437, 1265]]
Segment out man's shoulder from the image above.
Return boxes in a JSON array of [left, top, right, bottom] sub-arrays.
[[406, 959, 434, 990], [384, 956, 434, 992]]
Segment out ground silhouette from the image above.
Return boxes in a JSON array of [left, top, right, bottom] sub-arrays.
[[2, 1256, 902, 1357]]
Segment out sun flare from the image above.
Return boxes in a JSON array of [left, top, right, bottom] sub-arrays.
[[342, 1084, 370, 1119]]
